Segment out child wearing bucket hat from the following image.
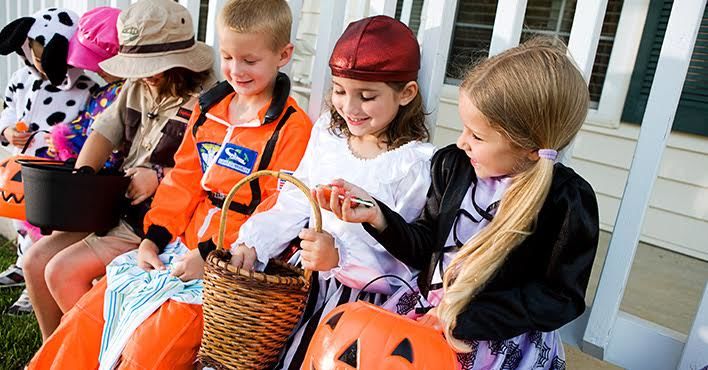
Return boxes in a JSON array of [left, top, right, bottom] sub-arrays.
[[227, 15, 434, 369], [27, 0, 313, 368], [0, 7, 99, 315], [23, 0, 216, 343]]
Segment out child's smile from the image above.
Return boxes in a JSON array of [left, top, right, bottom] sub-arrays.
[[344, 115, 371, 126], [456, 93, 535, 179]]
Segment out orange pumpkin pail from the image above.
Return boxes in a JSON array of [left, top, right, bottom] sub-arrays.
[[0, 128, 58, 220], [302, 300, 458, 370], [0, 155, 32, 220]]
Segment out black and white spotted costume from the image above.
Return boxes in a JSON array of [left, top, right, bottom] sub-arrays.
[[0, 7, 98, 157], [0, 8, 98, 271]]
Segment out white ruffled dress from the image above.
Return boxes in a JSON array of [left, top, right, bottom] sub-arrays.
[[234, 112, 435, 369]]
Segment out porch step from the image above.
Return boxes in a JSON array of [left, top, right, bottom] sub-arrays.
[[565, 344, 623, 370]]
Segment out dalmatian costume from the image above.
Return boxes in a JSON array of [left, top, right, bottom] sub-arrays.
[[0, 8, 98, 309], [0, 7, 98, 158]]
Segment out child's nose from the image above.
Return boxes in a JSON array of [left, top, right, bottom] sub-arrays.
[[343, 96, 361, 115], [229, 61, 246, 76], [456, 134, 468, 150]]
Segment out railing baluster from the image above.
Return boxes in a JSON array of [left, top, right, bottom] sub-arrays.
[[418, 0, 457, 137], [488, 0, 527, 56], [582, 0, 706, 361], [205, 0, 227, 78], [306, 0, 345, 121], [368, 0, 397, 17]]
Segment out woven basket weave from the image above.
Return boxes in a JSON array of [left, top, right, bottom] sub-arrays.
[[200, 170, 318, 369]]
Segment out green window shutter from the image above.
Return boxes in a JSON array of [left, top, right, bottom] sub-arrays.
[[622, 0, 708, 137]]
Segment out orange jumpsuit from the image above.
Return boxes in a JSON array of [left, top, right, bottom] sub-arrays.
[[28, 80, 312, 370]]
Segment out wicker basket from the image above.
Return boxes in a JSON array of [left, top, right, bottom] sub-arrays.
[[200, 170, 319, 369]]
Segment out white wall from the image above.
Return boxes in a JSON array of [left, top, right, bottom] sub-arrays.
[[434, 85, 708, 261], [292, 0, 708, 262], [2, 0, 706, 261]]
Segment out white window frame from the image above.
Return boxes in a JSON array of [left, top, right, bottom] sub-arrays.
[[585, 0, 651, 129], [438, 0, 652, 130]]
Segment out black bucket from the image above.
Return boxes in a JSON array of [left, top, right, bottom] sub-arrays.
[[18, 159, 130, 234]]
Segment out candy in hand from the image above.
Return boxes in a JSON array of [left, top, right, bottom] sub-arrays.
[[319, 184, 374, 208], [15, 122, 28, 132]]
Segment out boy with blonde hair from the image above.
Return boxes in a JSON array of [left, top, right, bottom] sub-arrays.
[[28, 1, 313, 368]]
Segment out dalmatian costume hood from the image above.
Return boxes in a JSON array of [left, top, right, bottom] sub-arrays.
[[0, 7, 97, 157]]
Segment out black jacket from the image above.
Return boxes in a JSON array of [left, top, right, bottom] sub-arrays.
[[364, 144, 599, 341]]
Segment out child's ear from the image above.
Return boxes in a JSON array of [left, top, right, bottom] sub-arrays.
[[277, 42, 295, 69], [0, 17, 35, 56], [41, 34, 70, 85], [399, 81, 419, 107]]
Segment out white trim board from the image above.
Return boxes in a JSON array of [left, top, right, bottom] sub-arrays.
[[678, 282, 708, 370], [564, 309, 689, 370], [582, 0, 706, 358]]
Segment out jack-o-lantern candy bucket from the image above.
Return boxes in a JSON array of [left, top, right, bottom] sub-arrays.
[[303, 301, 458, 370], [0, 155, 62, 220], [18, 159, 130, 234], [200, 170, 315, 370]]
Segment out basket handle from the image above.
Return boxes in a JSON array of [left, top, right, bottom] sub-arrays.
[[216, 170, 321, 279]]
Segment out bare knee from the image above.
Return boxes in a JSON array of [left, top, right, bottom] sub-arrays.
[[24, 232, 87, 282], [22, 237, 57, 281], [45, 252, 73, 296]]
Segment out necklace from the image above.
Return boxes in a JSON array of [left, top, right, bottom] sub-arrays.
[[144, 84, 169, 120]]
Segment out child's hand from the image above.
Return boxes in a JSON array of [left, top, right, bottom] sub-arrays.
[[229, 243, 258, 271], [137, 239, 165, 271], [4, 126, 32, 148], [313, 179, 387, 231], [170, 248, 204, 281], [125, 167, 159, 205], [417, 307, 443, 331], [299, 228, 339, 271], [45, 133, 57, 158]]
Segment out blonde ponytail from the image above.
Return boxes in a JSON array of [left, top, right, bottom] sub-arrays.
[[439, 37, 589, 351], [439, 158, 554, 351]]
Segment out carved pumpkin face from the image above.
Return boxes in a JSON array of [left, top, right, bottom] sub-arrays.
[[0, 155, 28, 220], [303, 301, 457, 370]]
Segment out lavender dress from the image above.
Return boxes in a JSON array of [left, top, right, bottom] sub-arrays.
[[382, 176, 567, 370]]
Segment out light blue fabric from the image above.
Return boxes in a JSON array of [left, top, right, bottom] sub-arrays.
[[98, 239, 202, 370]]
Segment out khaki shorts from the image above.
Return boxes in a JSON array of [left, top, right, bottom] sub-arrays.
[[82, 220, 143, 265]]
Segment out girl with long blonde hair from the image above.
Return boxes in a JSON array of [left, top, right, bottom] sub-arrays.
[[318, 37, 600, 369]]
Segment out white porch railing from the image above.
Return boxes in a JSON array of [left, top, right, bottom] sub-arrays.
[[1, 1, 707, 369]]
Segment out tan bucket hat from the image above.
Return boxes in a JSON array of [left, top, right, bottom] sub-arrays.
[[99, 0, 214, 78]]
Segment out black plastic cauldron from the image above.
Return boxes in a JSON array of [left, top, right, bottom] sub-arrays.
[[18, 159, 130, 234]]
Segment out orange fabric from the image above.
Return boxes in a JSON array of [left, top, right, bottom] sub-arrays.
[[28, 279, 107, 370], [29, 92, 312, 369], [28, 279, 203, 370], [144, 93, 312, 250], [116, 301, 203, 370]]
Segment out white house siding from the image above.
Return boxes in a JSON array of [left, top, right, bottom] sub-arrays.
[[291, 0, 708, 262], [1, 0, 705, 261], [436, 85, 708, 261]]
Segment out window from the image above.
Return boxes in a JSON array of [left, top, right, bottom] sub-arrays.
[[622, 0, 708, 137], [443, 0, 624, 108], [395, 0, 426, 35]]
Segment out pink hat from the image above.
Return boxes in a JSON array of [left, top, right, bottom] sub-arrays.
[[66, 7, 121, 72]]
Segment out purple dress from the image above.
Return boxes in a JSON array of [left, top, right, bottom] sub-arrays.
[[382, 176, 567, 370]]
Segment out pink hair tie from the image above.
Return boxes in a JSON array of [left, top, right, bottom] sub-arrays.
[[538, 149, 558, 161]]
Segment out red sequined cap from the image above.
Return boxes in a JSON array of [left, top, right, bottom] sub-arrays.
[[329, 15, 420, 82]]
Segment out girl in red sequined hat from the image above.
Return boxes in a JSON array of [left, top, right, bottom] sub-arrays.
[[229, 15, 435, 368]]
